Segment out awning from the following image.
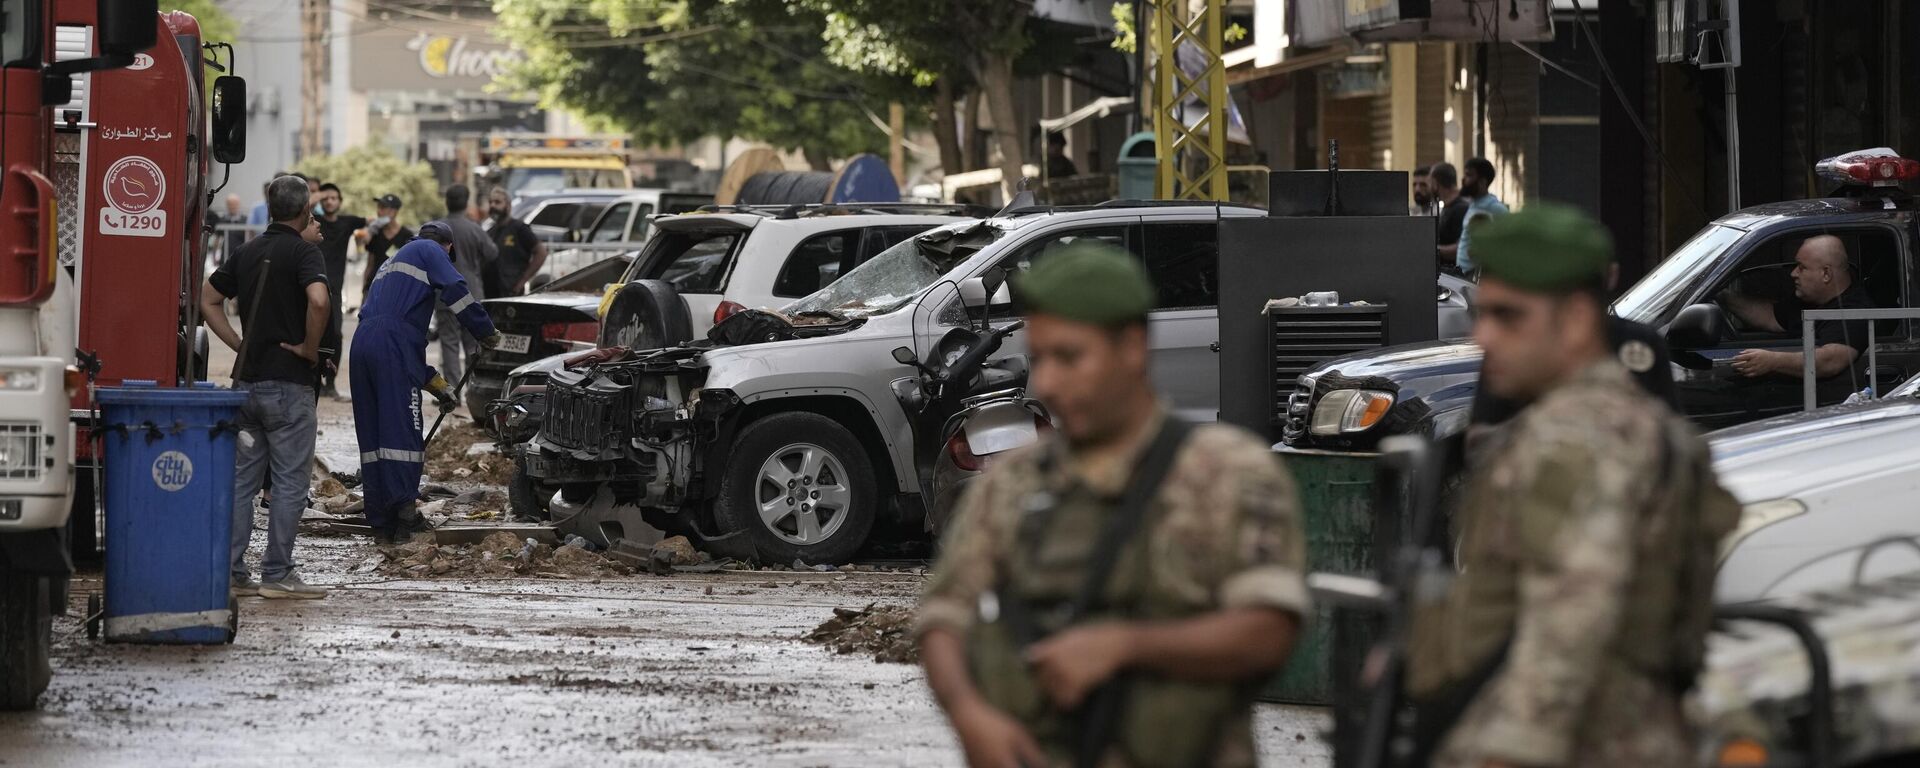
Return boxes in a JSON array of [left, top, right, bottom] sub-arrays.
[[1039, 96, 1134, 133], [496, 154, 627, 171], [1226, 44, 1355, 85]]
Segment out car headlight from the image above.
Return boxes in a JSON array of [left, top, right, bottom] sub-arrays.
[[1310, 389, 1395, 436], [1718, 498, 1808, 565]]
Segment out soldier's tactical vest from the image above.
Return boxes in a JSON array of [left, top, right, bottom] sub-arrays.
[[1427, 417, 1741, 697], [967, 446, 1254, 766]]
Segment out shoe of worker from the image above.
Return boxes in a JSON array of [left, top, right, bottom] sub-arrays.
[[231, 574, 261, 597], [258, 572, 329, 600]]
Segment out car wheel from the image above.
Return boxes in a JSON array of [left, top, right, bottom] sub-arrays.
[[599, 279, 693, 352], [0, 572, 52, 710], [715, 413, 877, 566]]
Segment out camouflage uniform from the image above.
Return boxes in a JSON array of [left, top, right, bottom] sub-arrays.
[[1406, 358, 1735, 768], [918, 408, 1310, 768]]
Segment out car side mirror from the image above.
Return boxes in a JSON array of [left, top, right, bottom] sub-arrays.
[[892, 346, 918, 365], [1666, 303, 1728, 350], [959, 276, 1014, 309], [210, 76, 247, 164], [98, 0, 159, 58]]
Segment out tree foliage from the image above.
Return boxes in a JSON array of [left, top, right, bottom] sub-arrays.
[[165, 0, 239, 83], [292, 144, 444, 227], [496, 0, 916, 163]]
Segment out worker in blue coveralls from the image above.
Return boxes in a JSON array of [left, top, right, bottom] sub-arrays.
[[351, 220, 501, 545]]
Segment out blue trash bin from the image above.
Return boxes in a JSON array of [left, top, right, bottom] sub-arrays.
[[96, 380, 249, 644]]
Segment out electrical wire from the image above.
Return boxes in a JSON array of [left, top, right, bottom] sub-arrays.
[[1565, 0, 1710, 223]]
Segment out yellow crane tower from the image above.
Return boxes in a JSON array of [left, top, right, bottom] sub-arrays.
[[1148, 0, 1229, 201]]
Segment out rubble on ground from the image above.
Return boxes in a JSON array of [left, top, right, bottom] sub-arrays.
[[652, 536, 703, 567], [424, 422, 514, 485], [375, 531, 631, 579], [804, 604, 918, 664]]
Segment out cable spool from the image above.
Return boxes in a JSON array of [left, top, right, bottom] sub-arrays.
[[716, 152, 902, 206], [737, 171, 834, 205]]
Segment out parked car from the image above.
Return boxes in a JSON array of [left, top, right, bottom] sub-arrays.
[[523, 202, 1272, 563], [1281, 149, 1920, 457], [1709, 372, 1920, 604], [469, 255, 635, 418], [511, 188, 629, 245], [539, 189, 716, 281]]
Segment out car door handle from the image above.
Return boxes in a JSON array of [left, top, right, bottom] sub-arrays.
[[1209, 342, 1220, 353]]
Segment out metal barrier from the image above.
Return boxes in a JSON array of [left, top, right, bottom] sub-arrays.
[[1800, 307, 1920, 410]]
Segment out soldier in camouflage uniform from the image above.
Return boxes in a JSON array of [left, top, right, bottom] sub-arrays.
[[1403, 204, 1738, 768], [917, 243, 1311, 768]]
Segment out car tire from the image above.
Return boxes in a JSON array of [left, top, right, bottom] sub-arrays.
[[598, 279, 693, 352], [714, 413, 877, 566], [0, 572, 52, 711]]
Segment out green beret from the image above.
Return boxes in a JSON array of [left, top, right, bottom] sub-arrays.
[[1012, 240, 1156, 325], [1472, 202, 1614, 292]]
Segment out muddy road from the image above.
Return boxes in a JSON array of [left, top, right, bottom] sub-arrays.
[[0, 314, 1331, 766]]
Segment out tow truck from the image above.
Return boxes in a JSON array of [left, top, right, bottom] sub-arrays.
[[0, 0, 244, 709], [466, 132, 631, 200]]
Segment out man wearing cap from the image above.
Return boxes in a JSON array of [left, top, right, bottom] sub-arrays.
[[917, 243, 1309, 768], [1399, 205, 1737, 768], [357, 194, 413, 296], [350, 221, 503, 545]]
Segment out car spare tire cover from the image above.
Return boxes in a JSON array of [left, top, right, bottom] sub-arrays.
[[599, 279, 694, 351]]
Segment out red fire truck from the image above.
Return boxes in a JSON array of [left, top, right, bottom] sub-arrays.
[[0, 0, 245, 709]]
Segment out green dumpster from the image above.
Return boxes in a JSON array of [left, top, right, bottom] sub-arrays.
[[1263, 447, 1383, 705]]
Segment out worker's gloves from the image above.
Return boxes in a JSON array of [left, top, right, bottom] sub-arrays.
[[425, 374, 457, 410], [482, 332, 505, 349]]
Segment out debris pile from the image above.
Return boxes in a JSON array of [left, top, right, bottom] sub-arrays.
[[417, 488, 510, 524], [423, 422, 514, 485], [377, 531, 631, 578], [804, 604, 918, 664]]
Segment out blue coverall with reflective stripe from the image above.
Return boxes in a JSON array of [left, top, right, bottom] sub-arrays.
[[349, 239, 497, 532]]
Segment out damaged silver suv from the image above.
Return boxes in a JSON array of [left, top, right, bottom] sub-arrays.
[[523, 202, 1263, 563]]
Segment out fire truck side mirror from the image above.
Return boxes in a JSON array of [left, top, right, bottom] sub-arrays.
[[210, 76, 247, 164], [98, 0, 159, 58]]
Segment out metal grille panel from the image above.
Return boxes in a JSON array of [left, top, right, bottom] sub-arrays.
[[1268, 305, 1389, 427], [0, 422, 45, 480]]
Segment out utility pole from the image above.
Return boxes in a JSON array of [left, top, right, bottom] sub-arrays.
[[299, 0, 327, 160]]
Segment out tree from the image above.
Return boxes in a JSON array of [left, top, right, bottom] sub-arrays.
[[164, 0, 238, 83], [496, 0, 918, 167], [809, 0, 1034, 196], [292, 144, 444, 227]]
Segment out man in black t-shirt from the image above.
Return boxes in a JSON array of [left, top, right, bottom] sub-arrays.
[[199, 174, 331, 600], [314, 183, 368, 400], [1732, 235, 1877, 399], [1430, 162, 1468, 273], [358, 194, 414, 295], [486, 186, 544, 296]]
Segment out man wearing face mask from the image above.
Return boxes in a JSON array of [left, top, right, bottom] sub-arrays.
[[357, 194, 414, 296], [485, 187, 544, 297], [350, 221, 502, 545]]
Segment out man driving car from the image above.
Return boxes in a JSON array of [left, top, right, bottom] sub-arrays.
[[1730, 235, 1875, 394]]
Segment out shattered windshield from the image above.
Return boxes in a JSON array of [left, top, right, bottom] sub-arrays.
[[784, 222, 1006, 317]]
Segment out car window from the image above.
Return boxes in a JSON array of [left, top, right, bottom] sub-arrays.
[[1140, 221, 1219, 309], [1705, 227, 1903, 341], [631, 230, 743, 294], [773, 230, 859, 298], [862, 226, 933, 263], [540, 256, 631, 293], [574, 202, 608, 229], [627, 204, 656, 242], [941, 225, 1131, 324], [588, 203, 632, 243], [529, 203, 576, 228]]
